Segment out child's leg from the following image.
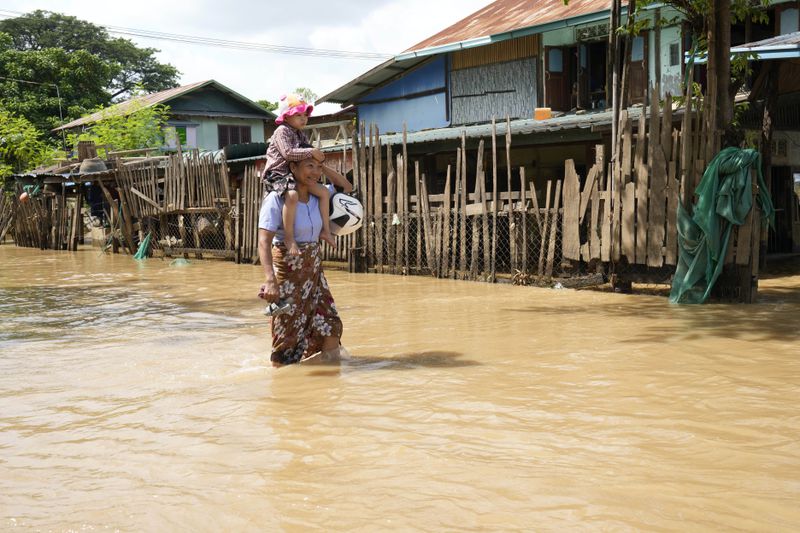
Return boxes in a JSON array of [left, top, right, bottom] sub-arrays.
[[311, 183, 334, 247], [283, 190, 300, 255]]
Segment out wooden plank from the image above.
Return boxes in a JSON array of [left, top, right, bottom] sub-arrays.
[[234, 188, 241, 263], [612, 129, 623, 262], [646, 90, 667, 268], [69, 186, 83, 251], [621, 110, 633, 185], [634, 111, 649, 264], [528, 180, 542, 236], [395, 153, 404, 272], [442, 164, 452, 278], [520, 166, 528, 273], [414, 160, 422, 271], [451, 148, 462, 278], [537, 180, 552, 277], [578, 165, 598, 224], [622, 181, 636, 262], [374, 126, 383, 271], [386, 143, 396, 270], [661, 92, 673, 162], [420, 172, 435, 271], [545, 180, 562, 278], [665, 161, 679, 265], [589, 178, 600, 260], [601, 177, 611, 262], [130, 186, 163, 213], [561, 159, 581, 260], [358, 122, 368, 266]]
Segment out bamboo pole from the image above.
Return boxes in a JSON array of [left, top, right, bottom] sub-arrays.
[[505, 116, 515, 272], [538, 180, 552, 277], [402, 123, 409, 274], [386, 143, 396, 271], [414, 160, 422, 271], [459, 132, 467, 276], [490, 118, 499, 282], [545, 180, 563, 279], [451, 148, 462, 278], [477, 139, 489, 279], [440, 164, 451, 278], [374, 126, 383, 271], [520, 166, 528, 273]]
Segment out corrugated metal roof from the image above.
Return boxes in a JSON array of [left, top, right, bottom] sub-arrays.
[[54, 80, 275, 132], [408, 0, 619, 52], [319, 0, 623, 106], [735, 30, 800, 49], [318, 55, 431, 104], [321, 108, 645, 151], [730, 30, 800, 60]]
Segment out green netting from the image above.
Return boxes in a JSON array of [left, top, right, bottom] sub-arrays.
[[133, 232, 152, 260], [670, 147, 775, 304]]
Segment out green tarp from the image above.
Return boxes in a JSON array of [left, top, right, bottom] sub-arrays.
[[669, 147, 775, 304]]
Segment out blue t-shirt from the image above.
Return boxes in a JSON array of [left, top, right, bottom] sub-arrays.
[[258, 184, 335, 244]]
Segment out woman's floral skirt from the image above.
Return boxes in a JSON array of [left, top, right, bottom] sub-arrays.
[[270, 242, 343, 365]]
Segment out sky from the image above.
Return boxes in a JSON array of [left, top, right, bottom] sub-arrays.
[[2, 0, 495, 114]]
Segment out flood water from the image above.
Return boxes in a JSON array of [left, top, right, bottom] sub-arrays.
[[1, 245, 799, 531]]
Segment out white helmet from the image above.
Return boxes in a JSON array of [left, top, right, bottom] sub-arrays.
[[329, 192, 364, 236]]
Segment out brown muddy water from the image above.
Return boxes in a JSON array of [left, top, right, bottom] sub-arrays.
[[1, 245, 799, 531]]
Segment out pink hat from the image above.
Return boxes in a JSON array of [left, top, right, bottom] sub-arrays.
[[275, 93, 314, 125]]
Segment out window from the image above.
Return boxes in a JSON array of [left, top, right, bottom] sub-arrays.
[[218, 125, 252, 148], [164, 124, 197, 149], [631, 36, 644, 62], [669, 43, 680, 67], [548, 48, 563, 73], [780, 8, 799, 35]]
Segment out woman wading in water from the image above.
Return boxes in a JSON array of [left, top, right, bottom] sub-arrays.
[[257, 154, 353, 366]]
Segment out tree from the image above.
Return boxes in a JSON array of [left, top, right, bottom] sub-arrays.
[[0, 33, 114, 133], [67, 97, 172, 158], [0, 107, 57, 178], [0, 11, 180, 99], [0, 11, 179, 139]]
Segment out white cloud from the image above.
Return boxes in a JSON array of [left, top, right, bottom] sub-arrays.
[[3, 0, 494, 114]]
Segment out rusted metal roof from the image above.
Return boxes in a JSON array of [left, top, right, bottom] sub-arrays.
[[407, 0, 620, 52], [731, 30, 800, 60], [320, 0, 622, 105], [54, 80, 274, 132]]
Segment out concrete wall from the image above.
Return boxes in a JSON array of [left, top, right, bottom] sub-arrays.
[[169, 116, 266, 151]]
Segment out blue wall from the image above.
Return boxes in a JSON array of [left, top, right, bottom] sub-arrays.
[[357, 56, 449, 134]]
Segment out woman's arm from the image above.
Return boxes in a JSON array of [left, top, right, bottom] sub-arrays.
[[258, 228, 280, 302], [322, 164, 353, 193]]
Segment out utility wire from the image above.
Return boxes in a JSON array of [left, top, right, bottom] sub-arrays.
[[0, 9, 393, 60]]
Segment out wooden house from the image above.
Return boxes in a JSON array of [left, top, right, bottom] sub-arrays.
[[53, 80, 275, 152], [736, 27, 800, 253]]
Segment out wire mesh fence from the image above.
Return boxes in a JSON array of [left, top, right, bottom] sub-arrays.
[[355, 208, 572, 285]]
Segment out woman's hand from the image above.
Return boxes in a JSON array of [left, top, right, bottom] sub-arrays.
[[259, 277, 280, 303]]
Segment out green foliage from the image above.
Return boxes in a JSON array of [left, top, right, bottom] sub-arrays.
[[0, 107, 58, 177], [0, 11, 180, 100], [0, 38, 114, 133], [0, 10, 179, 144], [67, 97, 171, 158], [256, 99, 278, 112]]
